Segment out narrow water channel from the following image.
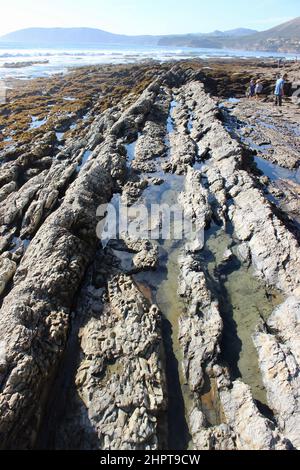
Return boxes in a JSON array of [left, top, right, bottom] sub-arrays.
[[220, 101, 300, 236], [123, 96, 194, 449], [133, 173, 193, 450], [199, 223, 283, 407], [124, 93, 284, 446], [254, 155, 300, 183], [76, 149, 92, 172], [220, 103, 300, 182]]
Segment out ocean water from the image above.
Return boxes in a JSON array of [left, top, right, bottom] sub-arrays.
[[0, 42, 296, 80]]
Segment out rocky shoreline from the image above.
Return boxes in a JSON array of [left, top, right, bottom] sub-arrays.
[[0, 59, 300, 450]]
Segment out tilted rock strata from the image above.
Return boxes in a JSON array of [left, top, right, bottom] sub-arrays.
[[0, 137, 126, 449], [55, 274, 166, 450], [175, 79, 300, 449], [253, 297, 300, 448], [0, 63, 299, 451], [0, 71, 174, 449]]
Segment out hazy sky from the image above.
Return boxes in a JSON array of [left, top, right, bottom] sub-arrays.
[[0, 0, 299, 36]]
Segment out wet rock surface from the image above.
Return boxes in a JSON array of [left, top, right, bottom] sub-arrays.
[[0, 60, 300, 450]]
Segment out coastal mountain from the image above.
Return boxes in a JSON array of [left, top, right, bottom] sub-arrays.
[[0, 27, 159, 45], [0, 17, 300, 52], [184, 28, 257, 37], [157, 28, 258, 48], [195, 28, 257, 38], [160, 17, 300, 52], [222, 28, 258, 37], [254, 16, 300, 39], [0, 26, 256, 46], [226, 17, 300, 52]]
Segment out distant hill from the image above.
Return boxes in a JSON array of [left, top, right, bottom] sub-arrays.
[[1, 18, 300, 53], [256, 17, 300, 39], [159, 18, 300, 52], [203, 28, 257, 38], [223, 28, 258, 37], [0, 26, 258, 48], [158, 34, 221, 48], [158, 28, 258, 47], [0, 27, 159, 45], [225, 17, 300, 52]]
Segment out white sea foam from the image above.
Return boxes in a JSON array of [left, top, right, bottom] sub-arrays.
[[0, 43, 296, 80]]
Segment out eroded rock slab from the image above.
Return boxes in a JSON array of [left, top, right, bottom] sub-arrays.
[[55, 274, 166, 450], [253, 296, 300, 448]]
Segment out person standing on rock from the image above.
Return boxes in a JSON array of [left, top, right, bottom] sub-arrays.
[[247, 79, 256, 98], [274, 74, 287, 107], [255, 80, 263, 99]]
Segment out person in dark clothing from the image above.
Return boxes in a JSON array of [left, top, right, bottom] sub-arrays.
[[248, 79, 256, 98]]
